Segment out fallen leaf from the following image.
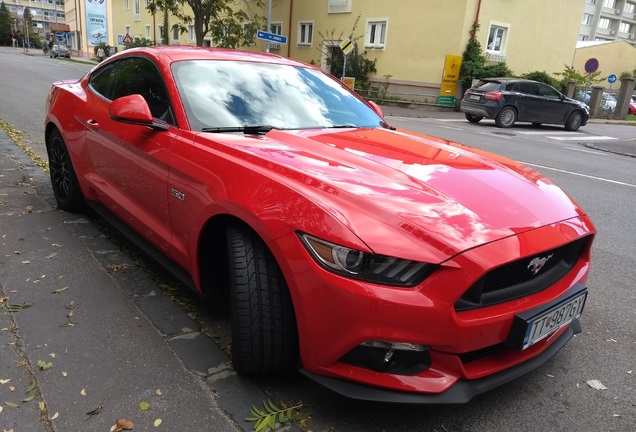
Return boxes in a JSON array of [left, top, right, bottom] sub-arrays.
[[62, 371, 68, 377], [39, 401, 45, 412], [9, 386, 15, 392], [80, 388, 86, 396], [5, 401, 19, 408], [154, 418, 162, 427], [86, 400, 104, 416], [139, 401, 151, 410], [155, 389, 162, 396], [0, 379, 10, 384], [49, 353, 56, 359], [27, 380, 36, 392], [0, 405, 3, 414], [45, 253, 57, 259], [59, 322, 75, 327], [26, 205, 33, 213], [613, 413, 621, 417], [50, 411, 59, 420], [586, 379, 607, 390], [51, 287, 68, 295], [114, 418, 135, 431], [37, 360, 53, 371], [546, 374, 555, 378], [22, 393, 35, 403]]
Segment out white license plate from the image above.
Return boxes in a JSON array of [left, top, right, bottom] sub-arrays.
[[521, 292, 587, 350], [469, 94, 480, 100]]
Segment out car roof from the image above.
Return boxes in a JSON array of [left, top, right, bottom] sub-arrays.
[[118, 46, 308, 67], [481, 78, 543, 84]]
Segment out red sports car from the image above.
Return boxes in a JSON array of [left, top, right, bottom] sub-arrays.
[[45, 46, 595, 403]]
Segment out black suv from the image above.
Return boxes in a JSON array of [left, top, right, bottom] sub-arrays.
[[460, 78, 589, 131]]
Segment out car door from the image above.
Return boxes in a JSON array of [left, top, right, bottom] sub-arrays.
[[513, 82, 542, 123], [82, 56, 178, 252], [537, 83, 570, 124]]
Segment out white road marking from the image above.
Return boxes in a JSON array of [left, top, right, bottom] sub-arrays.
[[516, 131, 585, 135], [547, 136, 618, 141], [565, 147, 608, 155], [521, 162, 636, 188], [438, 125, 464, 131]]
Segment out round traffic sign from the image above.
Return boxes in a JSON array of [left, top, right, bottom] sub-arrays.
[[55, 31, 63, 40], [608, 74, 617, 84], [584, 58, 599, 74]]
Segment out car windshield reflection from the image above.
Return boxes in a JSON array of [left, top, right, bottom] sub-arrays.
[[172, 60, 383, 132]]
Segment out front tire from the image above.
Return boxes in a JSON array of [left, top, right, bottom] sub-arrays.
[[495, 106, 517, 128], [465, 113, 483, 123], [47, 129, 84, 211], [565, 111, 583, 131], [227, 225, 298, 374]]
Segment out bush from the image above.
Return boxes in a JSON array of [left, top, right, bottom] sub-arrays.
[[521, 71, 560, 88]]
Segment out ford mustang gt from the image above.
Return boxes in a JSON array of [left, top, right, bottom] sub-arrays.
[[44, 46, 595, 403]]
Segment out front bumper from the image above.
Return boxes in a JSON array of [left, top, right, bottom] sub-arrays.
[[273, 216, 594, 400], [301, 318, 580, 403]]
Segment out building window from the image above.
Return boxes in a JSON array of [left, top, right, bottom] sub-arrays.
[[133, 0, 140, 20], [602, 0, 615, 7], [188, 24, 195, 42], [144, 0, 149, 6], [158, 25, 164, 40], [582, 13, 593, 25], [172, 25, 179, 41], [487, 24, 507, 52], [298, 21, 313, 45], [270, 22, 282, 36], [365, 19, 387, 48], [578, 34, 589, 41], [145, 25, 151, 39], [625, 3, 635, 13], [619, 22, 632, 33], [598, 17, 611, 29]]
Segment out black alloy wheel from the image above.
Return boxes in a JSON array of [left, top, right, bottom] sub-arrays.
[[47, 129, 84, 211]]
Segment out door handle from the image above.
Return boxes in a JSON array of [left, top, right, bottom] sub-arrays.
[[86, 119, 100, 130]]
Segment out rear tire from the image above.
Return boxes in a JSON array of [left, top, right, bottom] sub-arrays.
[[465, 113, 483, 123], [47, 129, 84, 211], [227, 225, 298, 374], [495, 107, 517, 128], [565, 111, 583, 132]]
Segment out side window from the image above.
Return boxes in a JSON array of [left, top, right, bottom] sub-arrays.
[[518, 83, 539, 96], [89, 57, 176, 126], [538, 84, 561, 99]]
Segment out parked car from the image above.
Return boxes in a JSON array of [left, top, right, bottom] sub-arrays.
[[629, 95, 636, 115], [460, 78, 589, 131], [50, 44, 70, 59], [45, 47, 595, 403], [575, 90, 617, 113]]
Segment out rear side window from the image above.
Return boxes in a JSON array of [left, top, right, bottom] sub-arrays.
[[474, 81, 503, 92]]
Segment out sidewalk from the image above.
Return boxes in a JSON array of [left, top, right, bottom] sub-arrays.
[[0, 130, 288, 431]]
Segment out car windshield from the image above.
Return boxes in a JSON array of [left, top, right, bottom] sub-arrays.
[[172, 60, 384, 131]]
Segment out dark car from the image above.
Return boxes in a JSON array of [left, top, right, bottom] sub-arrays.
[[460, 78, 589, 131], [50, 44, 70, 59]]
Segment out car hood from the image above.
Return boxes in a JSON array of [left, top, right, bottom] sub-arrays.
[[221, 127, 585, 263]]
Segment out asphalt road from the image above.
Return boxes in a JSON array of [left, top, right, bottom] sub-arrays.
[[1, 47, 634, 432]]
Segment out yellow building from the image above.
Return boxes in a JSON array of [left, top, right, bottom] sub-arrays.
[[573, 40, 636, 88], [66, 0, 586, 96]]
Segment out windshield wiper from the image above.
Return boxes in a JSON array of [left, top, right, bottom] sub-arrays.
[[329, 124, 357, 128], [201, 125, 276, 135]]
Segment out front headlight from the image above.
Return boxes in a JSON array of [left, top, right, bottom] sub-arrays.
[[297, 233, 437, 287]]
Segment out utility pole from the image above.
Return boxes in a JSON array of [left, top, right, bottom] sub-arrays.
[[265, 0, 272, 53]]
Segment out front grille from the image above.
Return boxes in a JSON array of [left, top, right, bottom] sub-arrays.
[[455, 236, 590, 311]]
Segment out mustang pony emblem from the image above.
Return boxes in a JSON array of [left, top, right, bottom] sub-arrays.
[[527, 254, 554, 275]]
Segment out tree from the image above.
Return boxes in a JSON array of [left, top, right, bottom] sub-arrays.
[[0, 2, 12, 46], [123, 36, 155, 49], [554, 64, 605, 93], [146, 0, 265, 48]]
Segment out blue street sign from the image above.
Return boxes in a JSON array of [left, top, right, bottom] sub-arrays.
[[256, 30, 287, 44], [608, 74, 617, 84], [63, 33, 70, 40], [584, 58, 599, 74], [55, 31, 63, 40]]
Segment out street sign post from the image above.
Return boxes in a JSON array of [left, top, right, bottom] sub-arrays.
[[256, 31, 287, 44], [339, 37, 354, 80]]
